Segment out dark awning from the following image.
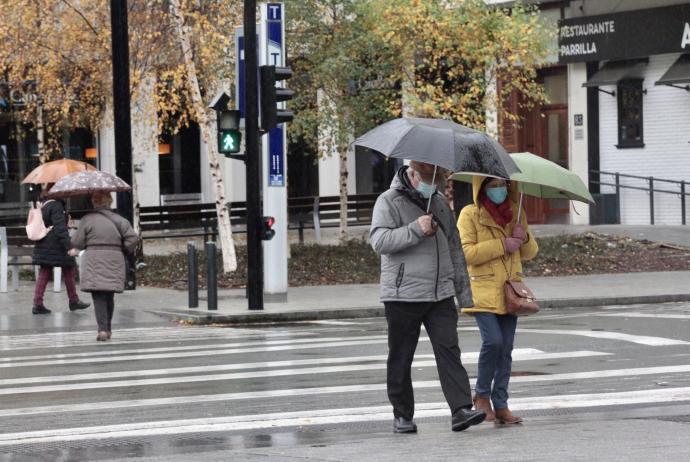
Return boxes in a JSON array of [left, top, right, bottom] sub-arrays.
[[655, 54, 690, 86], [582, 59, 648, 88]]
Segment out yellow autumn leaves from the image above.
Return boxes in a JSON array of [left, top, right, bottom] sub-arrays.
[[0, 0, 241, 157], [367, 0, 556, 129]]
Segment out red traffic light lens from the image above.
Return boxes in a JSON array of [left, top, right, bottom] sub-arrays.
[[265, 216, 275, 228]]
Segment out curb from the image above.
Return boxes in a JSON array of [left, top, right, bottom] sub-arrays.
[[149, 306, 384, 325], [541, 293, 690, 308], [148, 293, 690, 325]]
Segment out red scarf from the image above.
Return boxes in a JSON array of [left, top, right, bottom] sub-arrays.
[[480, 193, 513, 228]]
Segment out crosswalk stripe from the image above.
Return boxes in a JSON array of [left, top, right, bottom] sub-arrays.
[[0, 327, 315, 351], [0, 338, 393, 369], [595, 312, 690, 320], [0, 334, 391, 367], [0, 350, 608, 396], [1, 360, 688, 419], [2, 387, 690, 446], [459, 327, 690, 346], [0, 349, 545, 386]]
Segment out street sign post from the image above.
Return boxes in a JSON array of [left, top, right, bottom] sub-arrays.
[[259, 2, 288, 301]]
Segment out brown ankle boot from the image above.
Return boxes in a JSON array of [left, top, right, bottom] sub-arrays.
[[494, 408, 522, 425], [473, 396, 495, 422]]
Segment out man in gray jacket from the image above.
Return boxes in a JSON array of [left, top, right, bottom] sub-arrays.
[[370, 161, 485, 433]]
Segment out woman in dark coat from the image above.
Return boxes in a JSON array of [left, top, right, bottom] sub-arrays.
[[31, 185, 90, 314], [70, 191, 138, 341]]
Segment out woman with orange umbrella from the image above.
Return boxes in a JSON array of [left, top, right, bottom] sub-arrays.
[[23, 160, 94, 315]]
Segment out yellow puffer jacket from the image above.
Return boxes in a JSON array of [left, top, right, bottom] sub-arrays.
[[457, 176, 539, 315]]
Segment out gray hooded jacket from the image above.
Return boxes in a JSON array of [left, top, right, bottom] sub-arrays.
[[370, 167, 473, 307]]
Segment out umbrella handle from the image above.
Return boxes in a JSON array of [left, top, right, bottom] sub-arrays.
[[517, 192, 523, 224], [426, 165, 437, 214]]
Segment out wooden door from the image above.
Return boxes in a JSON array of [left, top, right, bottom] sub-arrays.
[[522, 104, 569, 224], [498, 67, 569, 224]]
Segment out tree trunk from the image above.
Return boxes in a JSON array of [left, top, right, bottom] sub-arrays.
[[338, 141, 348, 242], [37, 103, 47, 164], [401, 54, 415, 118], [169, 0, 237, 272]]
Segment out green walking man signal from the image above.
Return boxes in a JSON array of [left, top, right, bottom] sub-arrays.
[[218, 129, 241, 155]]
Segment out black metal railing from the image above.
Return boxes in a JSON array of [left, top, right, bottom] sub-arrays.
[[590, 170, 689, 225]]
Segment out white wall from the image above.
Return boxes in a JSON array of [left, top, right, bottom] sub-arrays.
[[598, 53, 690, 224], [225, 154, 247, 203], [567, 62, 591, 224], [131, 78, 160, 207], [98, 113, 116, 176], [317, 90, 356, 197], [318, 149, 356, 197]]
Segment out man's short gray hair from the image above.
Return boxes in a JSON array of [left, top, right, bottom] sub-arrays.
[[91, 191, 113, 209]]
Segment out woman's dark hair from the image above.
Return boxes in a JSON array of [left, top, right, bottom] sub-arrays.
[[482, 177, 510, 190], [39, 183, 55, 200]]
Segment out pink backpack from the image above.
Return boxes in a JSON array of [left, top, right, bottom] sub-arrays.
[[26, 200, 54, 241]]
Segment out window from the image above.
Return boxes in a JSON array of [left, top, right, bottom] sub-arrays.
[[617, 79, 644, 148]]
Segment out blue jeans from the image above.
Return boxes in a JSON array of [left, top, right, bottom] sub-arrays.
[[474, 312, 518, 410]]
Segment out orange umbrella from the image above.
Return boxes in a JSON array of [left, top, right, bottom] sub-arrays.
[[22, 159, 97, 185]]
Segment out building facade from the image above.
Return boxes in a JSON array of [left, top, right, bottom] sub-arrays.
[[9, 0, 689, 228], [559, 0, 690, 225]]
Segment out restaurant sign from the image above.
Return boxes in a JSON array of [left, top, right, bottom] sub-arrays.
[[559, 3, 690, 63]]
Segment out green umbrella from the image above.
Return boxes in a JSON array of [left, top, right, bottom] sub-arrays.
[[451, 152, 594, 222]]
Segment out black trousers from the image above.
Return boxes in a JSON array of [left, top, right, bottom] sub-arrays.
[[92, 291, 115, 332], [384, 297, 473, 420]]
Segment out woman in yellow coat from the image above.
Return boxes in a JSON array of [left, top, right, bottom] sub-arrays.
[[457, 176, 538, 425]]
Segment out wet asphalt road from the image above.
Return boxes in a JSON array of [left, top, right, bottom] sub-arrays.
[[1, 302, 690, 461]]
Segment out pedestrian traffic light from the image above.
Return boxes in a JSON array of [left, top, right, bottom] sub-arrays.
[[214, 109, 242, 156], [259, 65, 295, 131], [260, 216, 276, 241], [218, 129, 241, 155]]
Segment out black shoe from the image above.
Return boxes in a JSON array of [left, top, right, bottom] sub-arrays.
[[451, 407, 486, 432], [393, 417, 417, 434], [32, 304, 52, 315], [69, 300, 90, 311]]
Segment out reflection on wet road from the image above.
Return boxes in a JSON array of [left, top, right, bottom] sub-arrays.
[[2, 303, 690, 461]]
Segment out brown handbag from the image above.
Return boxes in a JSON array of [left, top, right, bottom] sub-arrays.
[[504, 280, 539, 316], [489, 227, 539, 316]]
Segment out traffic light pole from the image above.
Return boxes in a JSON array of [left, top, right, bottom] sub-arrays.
[[244, 0, 264, 310], [110, 0, 133, 225], [110, 0, 135, 291]]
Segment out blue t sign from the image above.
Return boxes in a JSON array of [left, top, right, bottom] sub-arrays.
[[266, 3, 285, 187]]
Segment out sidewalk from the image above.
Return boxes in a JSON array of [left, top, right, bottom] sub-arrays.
[[3, 271, 687, 327], [2, 224, 689, 328], [148, 271, 690, 324]]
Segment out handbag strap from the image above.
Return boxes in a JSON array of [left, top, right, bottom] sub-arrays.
[[95, 210, 125, 250]]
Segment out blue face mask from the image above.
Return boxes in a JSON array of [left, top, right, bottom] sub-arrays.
[[416, 181, 436, 199], [486, 186, 508, 204]]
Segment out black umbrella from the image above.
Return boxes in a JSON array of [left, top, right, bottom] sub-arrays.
[[353, 117, 520, 178]]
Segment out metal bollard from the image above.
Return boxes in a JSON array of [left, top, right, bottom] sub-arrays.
[[681, 181, 686, 226], [206, 241, 218, 311], [187, 241, 198, 308], [649, 176, 655, 225]]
